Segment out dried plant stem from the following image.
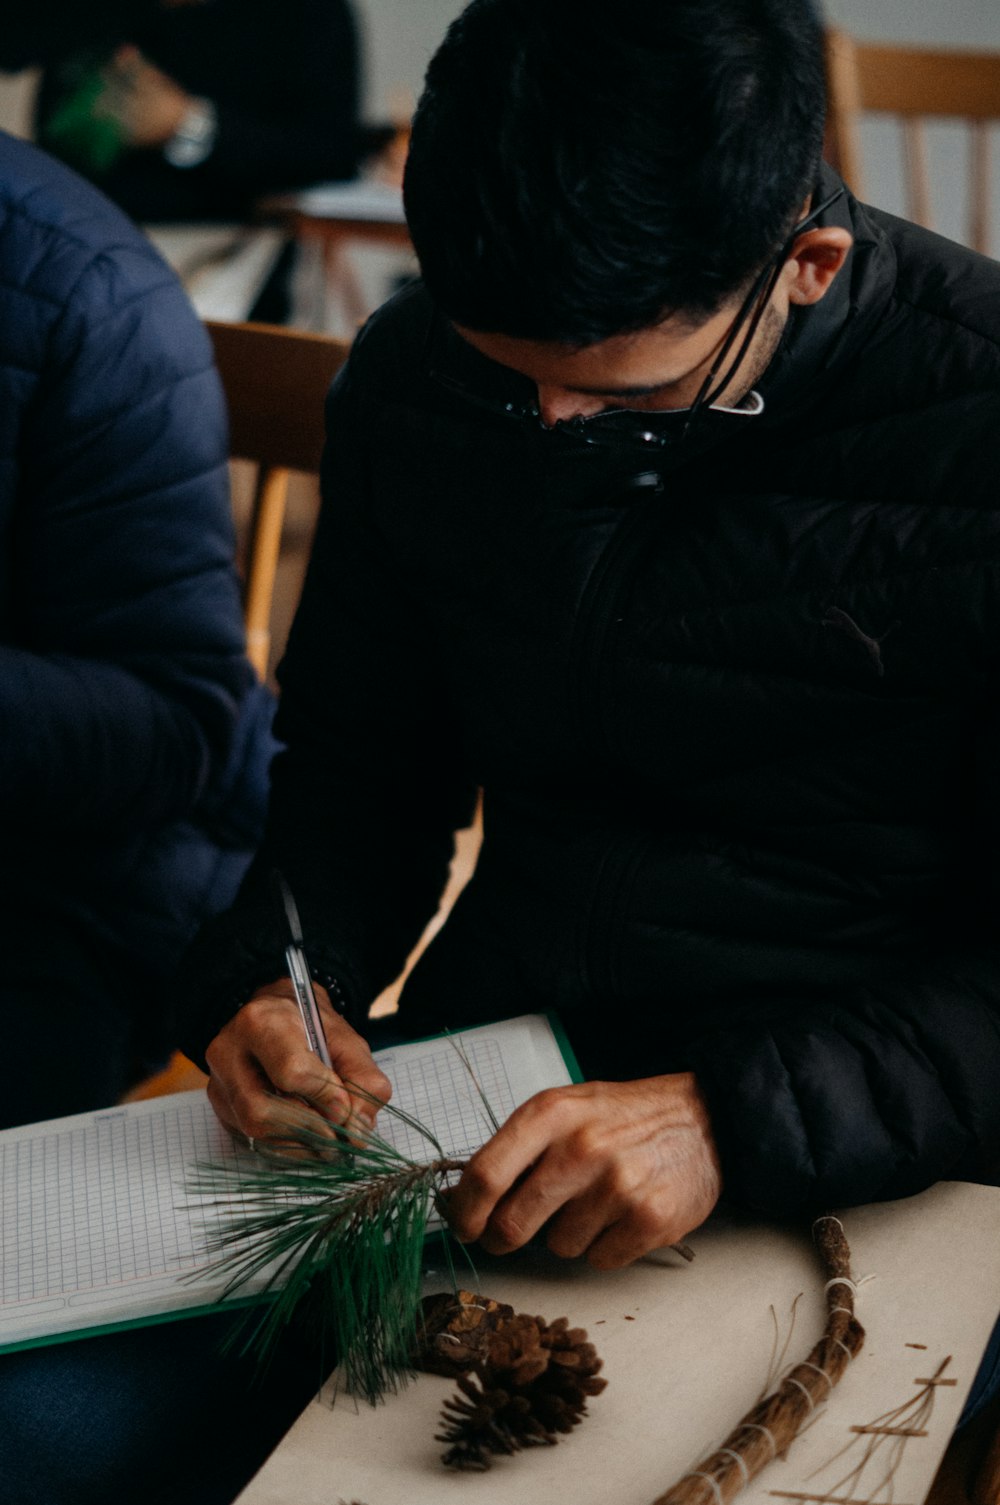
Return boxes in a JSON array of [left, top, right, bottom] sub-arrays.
[[794, 1353, 952, 1504], [650, 1215, 866, 1505]]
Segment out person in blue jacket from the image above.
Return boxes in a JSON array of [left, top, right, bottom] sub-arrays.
[[0, 128, 316, 1505], [0, 126, 275, 1127]]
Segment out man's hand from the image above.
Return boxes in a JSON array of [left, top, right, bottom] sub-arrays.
[[446, 1074, 722, 1270], [97, 47, 191, 148], [204, 979, 392, 1145]]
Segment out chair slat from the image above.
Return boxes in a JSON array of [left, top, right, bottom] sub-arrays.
[[902, 118, 933, 231], [824, 30, 865, 196], [971, 122, 991, 255], [206, 319, 350, 679], [853, 45, 1000, 120], [825, 31, 1000, 258], [207, 319, 349, 473], [244, 467, 292, 680]]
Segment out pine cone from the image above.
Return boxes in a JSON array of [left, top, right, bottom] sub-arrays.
[[436, 1312, 607, 1470], [411, 1289, 515, 1378], [532, 1316, 608, 1435]]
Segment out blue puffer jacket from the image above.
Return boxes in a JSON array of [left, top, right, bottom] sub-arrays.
[[0, 131, 274, 1004]]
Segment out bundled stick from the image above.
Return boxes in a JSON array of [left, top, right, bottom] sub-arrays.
[[651, 1215, 866, 1505]]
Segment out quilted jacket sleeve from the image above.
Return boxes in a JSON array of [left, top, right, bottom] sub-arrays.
[[0, 228, 248, 836], [686, 692, 1000, 1214], [687, 953, 1000, 1215], [177, 353, 477, 1062]]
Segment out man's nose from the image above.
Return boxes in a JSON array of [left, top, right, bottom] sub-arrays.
[[536, 385, 608, 427]]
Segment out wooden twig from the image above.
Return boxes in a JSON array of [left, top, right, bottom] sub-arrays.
[[649, 1215, 865, 1505]]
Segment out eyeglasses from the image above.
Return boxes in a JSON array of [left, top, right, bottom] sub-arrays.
[[432, 186, 846, 452]]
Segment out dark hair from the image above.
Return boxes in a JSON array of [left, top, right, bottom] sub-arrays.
[[404, 0, 827, 344]]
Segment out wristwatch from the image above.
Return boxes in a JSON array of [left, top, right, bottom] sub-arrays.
[[163, 98, 218, 168]]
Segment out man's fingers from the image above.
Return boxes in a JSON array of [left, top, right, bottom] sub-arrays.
[[543, 1191, 624, 1261], [317, 1012, 392, 1129], [477, 1149, 597, 1254], [329, 1040, 393, 1115], [584, 1215, 659, 1271], [206, 1074, 238, 1136], [204, 984, 392, 1143], [448, 1089, 574, 1244], [224, 1004, 355, 1124], [446, 1075, 722, 1265]]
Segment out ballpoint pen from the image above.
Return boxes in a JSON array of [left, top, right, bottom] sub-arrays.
[[273, 870, 334, 1070]]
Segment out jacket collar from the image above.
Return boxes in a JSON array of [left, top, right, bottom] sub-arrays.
[[755, 164, 898, 420]]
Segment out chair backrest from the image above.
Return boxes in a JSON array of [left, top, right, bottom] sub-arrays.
[[205, 319, 350, 678], [825, 30, 1000, 254]]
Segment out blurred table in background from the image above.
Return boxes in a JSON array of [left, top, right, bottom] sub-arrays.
[[267, 179, 411, 334], [145, 223, 287, 322]]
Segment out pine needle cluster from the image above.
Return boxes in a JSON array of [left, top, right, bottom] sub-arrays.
[[187, 1095, 466, 1404]]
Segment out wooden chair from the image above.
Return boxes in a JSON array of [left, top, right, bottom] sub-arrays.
[[124, 320, 350, 1104], [825, 30, 1000, 254], [205, 319, 351, 679]]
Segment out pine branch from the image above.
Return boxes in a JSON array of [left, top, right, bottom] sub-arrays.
[[187, 1100, 468, 1404]]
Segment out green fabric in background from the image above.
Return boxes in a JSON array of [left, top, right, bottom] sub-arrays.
[[40, 58, 124, 176]]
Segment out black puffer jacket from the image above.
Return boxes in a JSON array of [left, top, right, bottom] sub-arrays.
[[183, 171, 1000, 1217]]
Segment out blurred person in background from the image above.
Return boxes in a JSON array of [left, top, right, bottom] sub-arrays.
[[0, 0, 377, 223], [0, 0, 402, 319]]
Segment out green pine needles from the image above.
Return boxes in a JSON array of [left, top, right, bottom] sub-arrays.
[[187, 1091, 469, 1405]]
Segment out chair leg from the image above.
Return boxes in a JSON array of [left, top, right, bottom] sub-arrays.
[[244, 465, 290, 680]]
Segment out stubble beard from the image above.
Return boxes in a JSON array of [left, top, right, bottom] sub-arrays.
[[720, 300, 789, 407]]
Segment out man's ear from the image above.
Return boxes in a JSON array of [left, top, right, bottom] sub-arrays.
[[786, 227, 853, 306]]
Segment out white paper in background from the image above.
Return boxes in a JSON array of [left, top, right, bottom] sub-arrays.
[[236, 1181, 1000, 1505], [372, 1012, 573, 1165], [285, 180, 406, 222]]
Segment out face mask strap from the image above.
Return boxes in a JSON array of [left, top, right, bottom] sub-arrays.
[[681, 185, 847, 440]]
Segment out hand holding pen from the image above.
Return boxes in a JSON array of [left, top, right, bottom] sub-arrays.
[[202, 875, 392, 1147]]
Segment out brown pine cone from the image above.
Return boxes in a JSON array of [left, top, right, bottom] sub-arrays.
[[411, 1289, 515, 1378], [436, 1312, 607, 1470], [532, 1315, 608, 1434]]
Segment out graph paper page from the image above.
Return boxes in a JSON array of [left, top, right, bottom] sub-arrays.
[[0, 1013, 571, 1348]]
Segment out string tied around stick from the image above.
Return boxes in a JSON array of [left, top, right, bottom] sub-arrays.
[[681, 1470, 726, 1505], [824, 1276, 858, 1298], [740, 1422, 779, 1461], [783, 1376, 818, 1412], [797, 1362, 834, 1396], [717, 1449, 751, 1488]]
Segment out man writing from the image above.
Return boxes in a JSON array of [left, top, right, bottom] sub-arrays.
[[183, 0, 1000, 1282]]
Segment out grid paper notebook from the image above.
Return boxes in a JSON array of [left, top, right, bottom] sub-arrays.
[[0, 1013, 573, 1350]]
